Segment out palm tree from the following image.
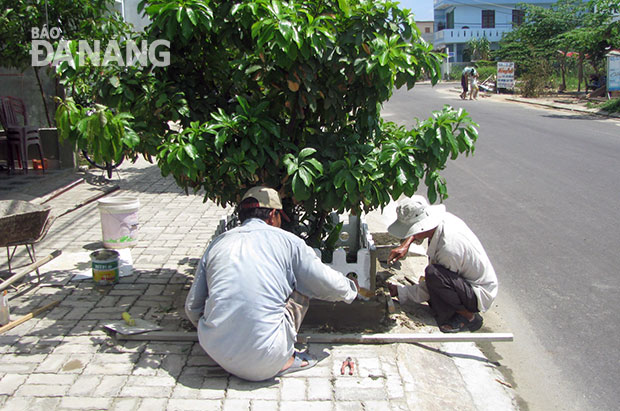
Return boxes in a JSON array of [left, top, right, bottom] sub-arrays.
[[467, 38, 491, 61]]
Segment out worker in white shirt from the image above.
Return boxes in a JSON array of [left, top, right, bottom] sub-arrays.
[[185, 186, 358, 381], [386, 195, 498, 333]]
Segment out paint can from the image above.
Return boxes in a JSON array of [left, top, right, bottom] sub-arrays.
[[90, 249, 120, 285]]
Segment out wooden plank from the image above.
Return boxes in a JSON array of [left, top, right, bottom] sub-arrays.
[[114, 330, 513, 343], [58, 185, 120, 217], [116, 331, 198, 341], [0, 250, 62, 292], [0, 300, 61, 334], [35, 178, 84, 205]]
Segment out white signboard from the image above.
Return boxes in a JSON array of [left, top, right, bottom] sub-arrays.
[[607, 55, 620, 92], [497, 62, 515, 90]]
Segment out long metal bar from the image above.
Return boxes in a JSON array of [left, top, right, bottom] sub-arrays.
[[115, 331, 513, 343]]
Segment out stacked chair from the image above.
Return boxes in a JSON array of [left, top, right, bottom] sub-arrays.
[[0, 96, 44, 173]]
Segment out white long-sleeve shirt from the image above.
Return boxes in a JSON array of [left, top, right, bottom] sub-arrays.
[[185, 218, 357, 381], [397, 212, 498, 312]]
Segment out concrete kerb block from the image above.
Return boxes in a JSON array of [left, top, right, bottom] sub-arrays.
[[313, 214, 377, 297], [210, 212, 378, 297]]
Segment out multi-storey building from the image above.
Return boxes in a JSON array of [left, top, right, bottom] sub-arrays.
[[433, 0, 556, 62]]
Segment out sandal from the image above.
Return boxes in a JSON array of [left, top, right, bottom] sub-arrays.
[[439, 315, 467, 333], [276, 351, 317, 376], [466, 313, 483, 332]]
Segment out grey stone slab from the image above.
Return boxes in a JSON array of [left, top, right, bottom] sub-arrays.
[[334, 377, 386, 401], [222, 399, 251, 411], [110, 397, 142, 411], [119, 385, 172, 398], [306, 378, 334, 401], [280, 401, 334, 411], [135, 398, 169, 411], [280, 377, 307, 401], [167, 399, 222, 411], [227, 377, 279, 400], [26, 373, 78, 385], [14, 383, 70, 397], [2, 396, 61, 411], [67, 374, 101, 396], [93, 375, 129, 397], [60, 396, 113, 409], [0, 374, 28, 395]]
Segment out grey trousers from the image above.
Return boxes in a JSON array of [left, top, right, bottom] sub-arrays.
[[285, 290, 310, 331], [425, 264, 479, 326]]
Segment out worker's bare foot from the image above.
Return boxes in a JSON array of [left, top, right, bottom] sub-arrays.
[[280, 355, 307, 372], [277, 352, 317, 376]]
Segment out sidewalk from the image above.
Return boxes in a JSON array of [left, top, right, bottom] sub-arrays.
[[0, 160, 518, 410]]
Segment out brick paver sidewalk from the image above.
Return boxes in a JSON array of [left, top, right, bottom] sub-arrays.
[[0, 159, 517, 410]]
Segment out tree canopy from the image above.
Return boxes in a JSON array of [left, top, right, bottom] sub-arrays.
[[496, 0, 620, 85], [51, 0, 479, 244]]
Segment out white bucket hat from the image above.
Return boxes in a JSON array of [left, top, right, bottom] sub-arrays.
[[387, 195, 446, 239]]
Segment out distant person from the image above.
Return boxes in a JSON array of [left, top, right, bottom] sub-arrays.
[[460, 66, 473, 99], [386, 195, 498, 333], [469, 70, 479, 100], [460, 66, 477, 99], [185, 186, 358, 381]]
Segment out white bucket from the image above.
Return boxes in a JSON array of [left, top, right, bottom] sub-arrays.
[[98, 196, 140, 249]]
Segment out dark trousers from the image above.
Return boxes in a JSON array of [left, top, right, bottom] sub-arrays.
[[461, 74, 468, 93], [425, 264, 479, 326]]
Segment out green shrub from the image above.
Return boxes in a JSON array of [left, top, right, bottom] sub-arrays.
[[600, 98, 620, 113], [448, 63, 467, 81], [518, 61, 553, 97], [476, 66, 496, 83]]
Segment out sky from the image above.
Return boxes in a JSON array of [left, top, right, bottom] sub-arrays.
[[397, 0, 434, 21]]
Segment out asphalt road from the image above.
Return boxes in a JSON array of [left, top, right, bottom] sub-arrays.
[[382, 83, 620, 411]]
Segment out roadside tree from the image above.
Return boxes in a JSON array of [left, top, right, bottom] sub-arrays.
[[54, 0, 479, 246], [496, 0, 620, 94], [466, 38, 491, 62]]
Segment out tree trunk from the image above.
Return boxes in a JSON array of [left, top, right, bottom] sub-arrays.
[[33, 67, 53, 127], [307, 210, 328, 250], [577, 55, 583, 93], [559, 59, 567, 92]]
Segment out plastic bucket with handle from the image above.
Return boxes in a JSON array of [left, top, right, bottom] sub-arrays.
[[97, 196, 139, 249]]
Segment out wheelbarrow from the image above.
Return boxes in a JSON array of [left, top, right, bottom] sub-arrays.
[[0, 200, 55, 283]]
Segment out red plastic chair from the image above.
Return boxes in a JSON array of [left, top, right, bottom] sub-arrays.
[[0, 96, 45, 173]]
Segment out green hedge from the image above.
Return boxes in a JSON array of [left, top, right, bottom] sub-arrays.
[[600, 98, 620, 114]]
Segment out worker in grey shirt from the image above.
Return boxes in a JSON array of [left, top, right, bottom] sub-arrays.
[[185, 186, 358, 381], [387, 195, 498, 333]]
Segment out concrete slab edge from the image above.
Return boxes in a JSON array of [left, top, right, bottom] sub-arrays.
[[442, 342, 519, 411]]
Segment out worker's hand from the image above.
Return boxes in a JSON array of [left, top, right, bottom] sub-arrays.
[[388, 236, 416, 265], [388, 245, 408, 265], [351, 277, 359, 292], [346, 273, 359, 292]]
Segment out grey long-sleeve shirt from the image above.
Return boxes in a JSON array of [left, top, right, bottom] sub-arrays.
[[185, 218, 357, 381]]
